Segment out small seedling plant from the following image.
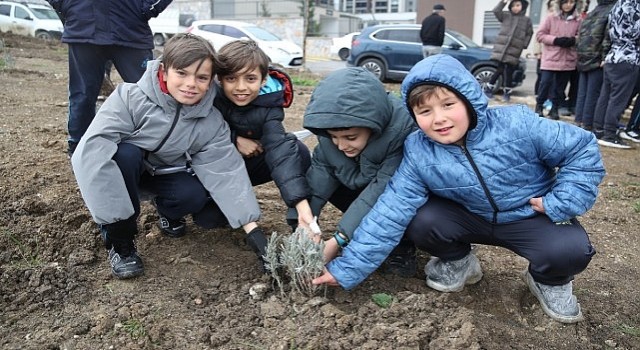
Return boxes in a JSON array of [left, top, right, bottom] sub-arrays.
[[264, 226, 325, 298]]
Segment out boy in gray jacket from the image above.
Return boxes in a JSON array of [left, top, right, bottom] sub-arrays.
[[71, 34, 268, 279]]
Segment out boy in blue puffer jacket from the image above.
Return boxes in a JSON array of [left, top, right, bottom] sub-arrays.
[[313, 54, 605, 324]]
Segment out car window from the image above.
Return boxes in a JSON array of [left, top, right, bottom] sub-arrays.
[[15, 6, 30, 20], [200, 24, 223, 34], [447, 30, 480, 48], [222, 26, 245, 39], [0, 4, 10, 16], [30, 7, 59, 20], [244, 26, 281, 41], [374, 29, 420, 44]]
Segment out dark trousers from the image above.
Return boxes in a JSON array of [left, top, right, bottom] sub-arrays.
[[563, 69, 578, 110], [593, 62, 640, 138], [575, 68, 603, 127], [113, 143, 229, 231], [328, 185, 415, 254], [536, 70, 573, 109], [67, 44, 152, 147], [489, 61, 516, 89], [404, 196, 595, 285], [625, 76, 640, 132]]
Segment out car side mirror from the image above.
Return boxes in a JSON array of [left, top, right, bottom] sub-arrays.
[[449, 43, 462, 50]]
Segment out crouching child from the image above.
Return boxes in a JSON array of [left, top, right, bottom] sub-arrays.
[[71, 33, 268, 279], [313, 54, 605, 324]]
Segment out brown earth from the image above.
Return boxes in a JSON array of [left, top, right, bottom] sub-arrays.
[[1, 32, 639, 350]]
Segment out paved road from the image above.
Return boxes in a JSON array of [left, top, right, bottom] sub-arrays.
[[304, 57, 538, 97]]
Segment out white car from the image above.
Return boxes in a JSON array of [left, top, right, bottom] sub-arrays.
[[187, 20, 303, 68], [330, 31, 360, 61], [0, 1, 63, 41]]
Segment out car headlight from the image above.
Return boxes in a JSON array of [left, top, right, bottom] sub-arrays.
[[277, 48, 290, 55]]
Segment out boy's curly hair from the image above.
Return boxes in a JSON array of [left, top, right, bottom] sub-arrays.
[[162, 33, 218, 74], [216, 40, 270, 79]]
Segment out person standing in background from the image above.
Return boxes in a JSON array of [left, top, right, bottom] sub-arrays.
[[420, 4, 446, 58], [46, 0, 173, 157], [592, 0, 640, 149], [573, 0, 616, 130], [534, 0, 583, 120], [484, 0, 533, 102]]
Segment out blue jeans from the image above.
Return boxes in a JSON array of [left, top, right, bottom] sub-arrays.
[[67, 44, 152, 150], [593, 62, 640, 138], [405, 196, 595, 285], [575, 68, 603, 127]]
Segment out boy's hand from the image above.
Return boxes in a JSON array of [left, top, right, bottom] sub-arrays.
[[323, 237, 341, 263], [236, 136, 263, 158], [312, 268, 339, 287], [296, 201, 323, 243], [529, 197, 545, 213]]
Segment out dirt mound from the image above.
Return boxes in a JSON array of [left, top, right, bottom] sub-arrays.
[[1, 32, 639, 349]]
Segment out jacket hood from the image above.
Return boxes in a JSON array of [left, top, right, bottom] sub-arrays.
[[550, 0, 585, 17], [138, 59, 217, 116], [401, 54, 487, 138], [303, 67, 392, 138], [252, 67, 294, 108], [510, 0, 529, 15]]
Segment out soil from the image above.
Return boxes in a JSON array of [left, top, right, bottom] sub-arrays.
[[1, 33, 639, 350]]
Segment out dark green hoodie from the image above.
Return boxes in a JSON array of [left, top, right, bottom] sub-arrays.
[[303, 68, 417, 238]]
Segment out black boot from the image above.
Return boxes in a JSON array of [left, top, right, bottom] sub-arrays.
[[101, 216, 144, 279], [549, 106, 559, 120], [534, 104, 544, 117], [246, 227, 269, 272]]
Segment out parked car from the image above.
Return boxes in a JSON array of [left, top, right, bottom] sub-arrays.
[[330, 31, 360, 61], [0, 1, 63, 41], [347, 24, 526, 90], [187, 20, 303, 68]]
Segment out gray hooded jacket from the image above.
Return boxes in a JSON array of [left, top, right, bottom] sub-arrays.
[[71, 60, 260, 228]]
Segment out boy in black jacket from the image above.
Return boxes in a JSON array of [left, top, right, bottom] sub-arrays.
[[214, 40, 314, 231]]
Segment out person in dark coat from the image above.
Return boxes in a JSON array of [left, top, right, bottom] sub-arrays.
[[420, 4, 447, 58], [45, 0, 173, 156], [574, 0, 616, 130], [213, 40, 314, 231], [592, 0, 640, 148], [485, 0, 533, 102]]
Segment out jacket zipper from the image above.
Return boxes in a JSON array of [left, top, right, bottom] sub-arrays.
[[460, 144, 499, 223], [152, 104, 182, 153]]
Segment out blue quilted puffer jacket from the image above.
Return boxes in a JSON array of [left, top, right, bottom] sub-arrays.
[[327, 54, 605, 290]]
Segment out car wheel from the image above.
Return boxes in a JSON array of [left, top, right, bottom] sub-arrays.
[[360, 58, 386, 81], [153, 33, 166, 47], [338, 48, 350, 61], [473, 66, 501, 93], [35, 31, 53, 42]]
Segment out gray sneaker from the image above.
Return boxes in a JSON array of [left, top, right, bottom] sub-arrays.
[[425, 253, 483, 292], [523, 270, 583, 323]]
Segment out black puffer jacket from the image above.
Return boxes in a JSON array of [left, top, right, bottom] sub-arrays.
[[490, 0, 534, 65], [214, 68, 310, 208]]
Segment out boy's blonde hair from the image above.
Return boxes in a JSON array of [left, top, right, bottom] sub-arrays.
[[162, 33, 218, 74], [216, 40, 270, 79]]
